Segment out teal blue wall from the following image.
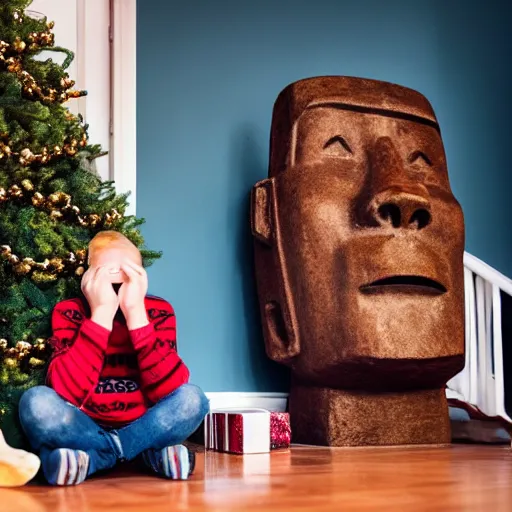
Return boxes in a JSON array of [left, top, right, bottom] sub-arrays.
[[137, 0, 512, 392]]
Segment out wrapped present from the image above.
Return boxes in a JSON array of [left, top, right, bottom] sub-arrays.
[[205, 409, 291, 454], [270, 412, 291, 450]]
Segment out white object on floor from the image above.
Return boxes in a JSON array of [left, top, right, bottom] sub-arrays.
[[0, 429, 41, 487]]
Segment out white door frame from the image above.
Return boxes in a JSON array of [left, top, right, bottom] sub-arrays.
[[109, 0, 137, 216]]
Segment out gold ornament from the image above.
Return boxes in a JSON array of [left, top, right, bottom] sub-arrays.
[[21, 179, 34, 191], [76, 249, 87, 261], [32, 192, 44, 206], [0, 339, 7, 350], [75, 266, 85, 277], [9, 185, 22, 198], [60, 77, 75, 89], [48, 258, 64, 273], [8, 255, 19, 265], [29, 357, 45, 368], [50, 210, 63, 220], [49, 191, 70, 206], [35, 259, 50, 270], [48, 192, 60, 204], [6, 57, 21, 73], [4, 358, 17, 368], [0, 245, 12, 257], [0, 188, 6, 202], [14, 262, 31, 275], [16, 341, 32, 356], [0, 142, 11, 159], [89, 214, 101, 227], [19, 148, 35, 165], [40, 150, 50, 164], [105, 209, 122, 225], [13, 37, 26, 53]]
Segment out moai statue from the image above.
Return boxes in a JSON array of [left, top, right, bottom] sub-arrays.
[[251, 76, 465, 446]]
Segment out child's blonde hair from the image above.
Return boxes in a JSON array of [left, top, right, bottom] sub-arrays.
[[88, 231, 141, 264]]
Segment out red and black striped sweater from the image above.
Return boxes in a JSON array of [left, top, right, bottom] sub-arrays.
[[46, 295, 190, 427]]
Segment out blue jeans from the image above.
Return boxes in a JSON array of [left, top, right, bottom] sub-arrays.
[[18, 384, 209, 476]]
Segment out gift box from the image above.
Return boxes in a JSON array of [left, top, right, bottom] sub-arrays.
[[270, 412, 291, 450], [205, 408, 291, 454]]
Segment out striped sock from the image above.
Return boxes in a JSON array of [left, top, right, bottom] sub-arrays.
[[41, 448, 90, 486], [142, 445, 195, 480]]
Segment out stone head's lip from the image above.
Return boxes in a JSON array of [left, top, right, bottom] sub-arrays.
[[359, 275, 447, 295]]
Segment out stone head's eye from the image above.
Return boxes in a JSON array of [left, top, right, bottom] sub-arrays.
[[408, 150, 432, 166], [323, 135, 353, 155]]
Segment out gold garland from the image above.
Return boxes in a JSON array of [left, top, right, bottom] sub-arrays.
[[0, 17, 86, 104], [0, 134, 88, 165], [0, 338, 49, 369], [0, 179, 123, 228], [1, 244, 87, 280]]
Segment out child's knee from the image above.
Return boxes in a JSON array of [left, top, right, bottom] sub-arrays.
[[156, 384, 209, 428], [178, 384, 210, 420], [19, 386, 66, 431]]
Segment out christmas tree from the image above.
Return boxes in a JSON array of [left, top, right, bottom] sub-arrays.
[[0, 0, 160, 449]]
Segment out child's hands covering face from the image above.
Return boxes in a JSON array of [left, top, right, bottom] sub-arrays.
[[118, 260, 149, 330], [81, 266, 119, 329]]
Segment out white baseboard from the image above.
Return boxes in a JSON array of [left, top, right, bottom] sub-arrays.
[[205, 390, 459, 413], [205, 392, 288, 412]]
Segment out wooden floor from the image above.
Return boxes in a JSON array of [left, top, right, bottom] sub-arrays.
[[1, 444, 512, 511]]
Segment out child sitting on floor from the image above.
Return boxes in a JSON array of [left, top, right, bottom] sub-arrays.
[[18, 231, 209, 486]]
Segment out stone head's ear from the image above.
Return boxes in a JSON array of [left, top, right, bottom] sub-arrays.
[[251, 178, 300, 362], [251, 178, 273, 246]]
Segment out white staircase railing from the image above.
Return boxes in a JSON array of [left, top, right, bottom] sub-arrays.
[[447, 252, 512, 423]]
